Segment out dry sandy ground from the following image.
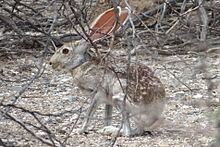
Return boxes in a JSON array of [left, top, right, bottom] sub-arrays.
[[0, 50, 219, 146]]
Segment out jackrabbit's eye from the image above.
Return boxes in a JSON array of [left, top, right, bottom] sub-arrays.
[[62, 48, 69, 54]]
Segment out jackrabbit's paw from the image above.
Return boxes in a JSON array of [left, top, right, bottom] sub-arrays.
[[97, 126, 121, 136]]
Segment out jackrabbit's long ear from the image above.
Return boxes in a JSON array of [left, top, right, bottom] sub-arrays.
[[89, 6, 130, 42], [89, 7, 120, 42]]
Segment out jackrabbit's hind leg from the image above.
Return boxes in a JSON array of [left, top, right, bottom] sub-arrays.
[[131, 126, 145, 136], [104, 104, 113, 126], [132, 116, 163, 136]]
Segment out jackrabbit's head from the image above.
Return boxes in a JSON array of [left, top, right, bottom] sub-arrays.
[[49, 7, 130, 71], [49, 41, 90, 71]]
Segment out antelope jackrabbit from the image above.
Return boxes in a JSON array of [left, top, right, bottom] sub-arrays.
[[49, 6, 166, 136], [49, 40, 166, 136]]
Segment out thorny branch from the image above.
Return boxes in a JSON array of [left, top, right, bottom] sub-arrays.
[[1, 110, 54, 146]]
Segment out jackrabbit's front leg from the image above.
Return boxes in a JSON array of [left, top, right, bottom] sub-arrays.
[[80, 89, 107, 134], [104, 104, 113, 126], [79, 98, 99, 134]]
